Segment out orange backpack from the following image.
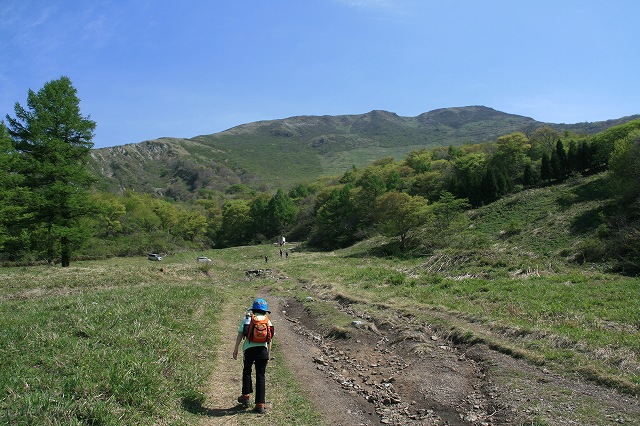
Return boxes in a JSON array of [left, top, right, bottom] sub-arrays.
[[248, 313, 272, 343]]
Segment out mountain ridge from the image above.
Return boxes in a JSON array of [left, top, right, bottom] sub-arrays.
[[89, 106, 640, 198]]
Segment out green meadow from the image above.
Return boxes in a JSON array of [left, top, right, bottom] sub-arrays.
[[1, 244, 638, 424]]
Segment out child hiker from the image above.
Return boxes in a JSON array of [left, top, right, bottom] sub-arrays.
[[232, 298, 274, 414]]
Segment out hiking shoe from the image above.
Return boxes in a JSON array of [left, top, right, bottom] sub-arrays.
[[254, 403, 266, 414], [237, 395, 250, 408]]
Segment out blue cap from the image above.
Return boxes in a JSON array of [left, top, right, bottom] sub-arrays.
[[251, 298, 270, 313]]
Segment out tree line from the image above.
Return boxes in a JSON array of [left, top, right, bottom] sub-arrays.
[[2, 77, 639, 270]]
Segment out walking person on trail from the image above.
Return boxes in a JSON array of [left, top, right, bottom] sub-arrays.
[[232, 298, 274, 414]]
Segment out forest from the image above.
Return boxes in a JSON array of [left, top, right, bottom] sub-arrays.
[[2, 77, 640, 274]]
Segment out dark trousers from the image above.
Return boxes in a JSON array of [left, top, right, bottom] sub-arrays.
[[242, 346, 269, 404]]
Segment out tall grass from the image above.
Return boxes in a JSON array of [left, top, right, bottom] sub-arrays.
[[276, 248, 640, 393], [0, 260, 224, 425]]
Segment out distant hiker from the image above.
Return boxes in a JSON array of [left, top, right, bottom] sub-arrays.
[[264, 255, 268, 263], [233, 298, 274, 414]]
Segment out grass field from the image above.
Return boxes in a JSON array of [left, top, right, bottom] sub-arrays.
[[0, 251, 322, 425], [1, 241, 638, 424]]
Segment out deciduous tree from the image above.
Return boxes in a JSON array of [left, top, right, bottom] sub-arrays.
[[375, 192, 429, 250]]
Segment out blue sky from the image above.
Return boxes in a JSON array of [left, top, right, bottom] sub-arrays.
[[1, 0, 638, 148]]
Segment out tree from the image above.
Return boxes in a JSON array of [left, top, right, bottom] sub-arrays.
[[480, 167, 501, 203], [311, 185, 357, 249], [218, 200, 252, 247], [609, 129, 640, 203], [551, 140, 568, 181], [522, 163, 536, 187], [196, 198, 223, 244], [0, 123, 29, 253], [540, 152, 552, 182], [449, 153, 486, 206], [491, 132, 531, 188], [249, 193, 271, 239], [404, 148, 432, 173], [5, 76, 96, 266], [529, 126, 559, 159], [267, 189, 298, 237], [354, 169, 387, 227], [577, 140, 593, 172], [374, 192, 429, 250], [567, 139, 579, 174]]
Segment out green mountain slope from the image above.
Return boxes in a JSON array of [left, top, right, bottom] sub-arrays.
[[89, 106, 639, 197]]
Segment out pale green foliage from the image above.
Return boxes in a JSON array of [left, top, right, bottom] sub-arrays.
[[375, 191, 429, 249], [609, 129, 640, 202]]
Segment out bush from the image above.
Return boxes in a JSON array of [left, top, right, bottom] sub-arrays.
[[576, 238, 607, 263]]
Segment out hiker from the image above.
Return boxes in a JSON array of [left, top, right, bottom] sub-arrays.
[[232, 298, 274, 414]]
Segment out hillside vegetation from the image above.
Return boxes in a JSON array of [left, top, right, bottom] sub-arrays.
[[87, 106, 640, 196], [1, 179, 638, 423]]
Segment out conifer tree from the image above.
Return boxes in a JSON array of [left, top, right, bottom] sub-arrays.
[[554, 140, 568, 180], [540, 152, 552, 182], [5, 76, 96, 266]]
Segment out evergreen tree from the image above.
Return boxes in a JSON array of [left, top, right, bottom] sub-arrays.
[[577, 140, 592, 172], [567, 140, 579, 174], [480, 167, 500, 203], [5, 76, 96, 266], [522, 163, 535, 187], [354, 169, 387, 227], [554, 140, 568, 180], [249, 193, 271, 239], [550, 150, 562, 181], [0, 123, 28, 253], [311, 185, 357, 249], [267, 189, 297, 237], [218, 200, 252, 247], [540, 152, 552, 182]]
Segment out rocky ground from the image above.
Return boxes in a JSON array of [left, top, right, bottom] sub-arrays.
[[273, 294, 639, 426], [201, 287, 639, 425]]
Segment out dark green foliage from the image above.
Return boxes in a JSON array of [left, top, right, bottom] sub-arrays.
[[541, 152, 552, 182], [267, 189, 298, 237], [481, 167, 502, 203], [522, 163, 536, 187], [310, 185, 358, 249], [4, 77, 96, 266], [552, 140, 569, 181], [218, 199, 252, 247], [249, 193, 271, 240], [606, 129, 640, 274], [0, 123, 28, 252]]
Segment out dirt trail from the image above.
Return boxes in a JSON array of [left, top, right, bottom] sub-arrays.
[[199, 300, 246, 426], [200, 289, 640, 425]]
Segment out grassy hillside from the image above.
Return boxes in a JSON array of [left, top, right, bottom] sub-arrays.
[[88, 107, 640, 196], [1, 174, 638, 424]]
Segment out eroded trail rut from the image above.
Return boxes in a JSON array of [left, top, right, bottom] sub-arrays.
[[278, 297, 492, 426], [275, 293, 639, 425], [202, 287, 639, 425]]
